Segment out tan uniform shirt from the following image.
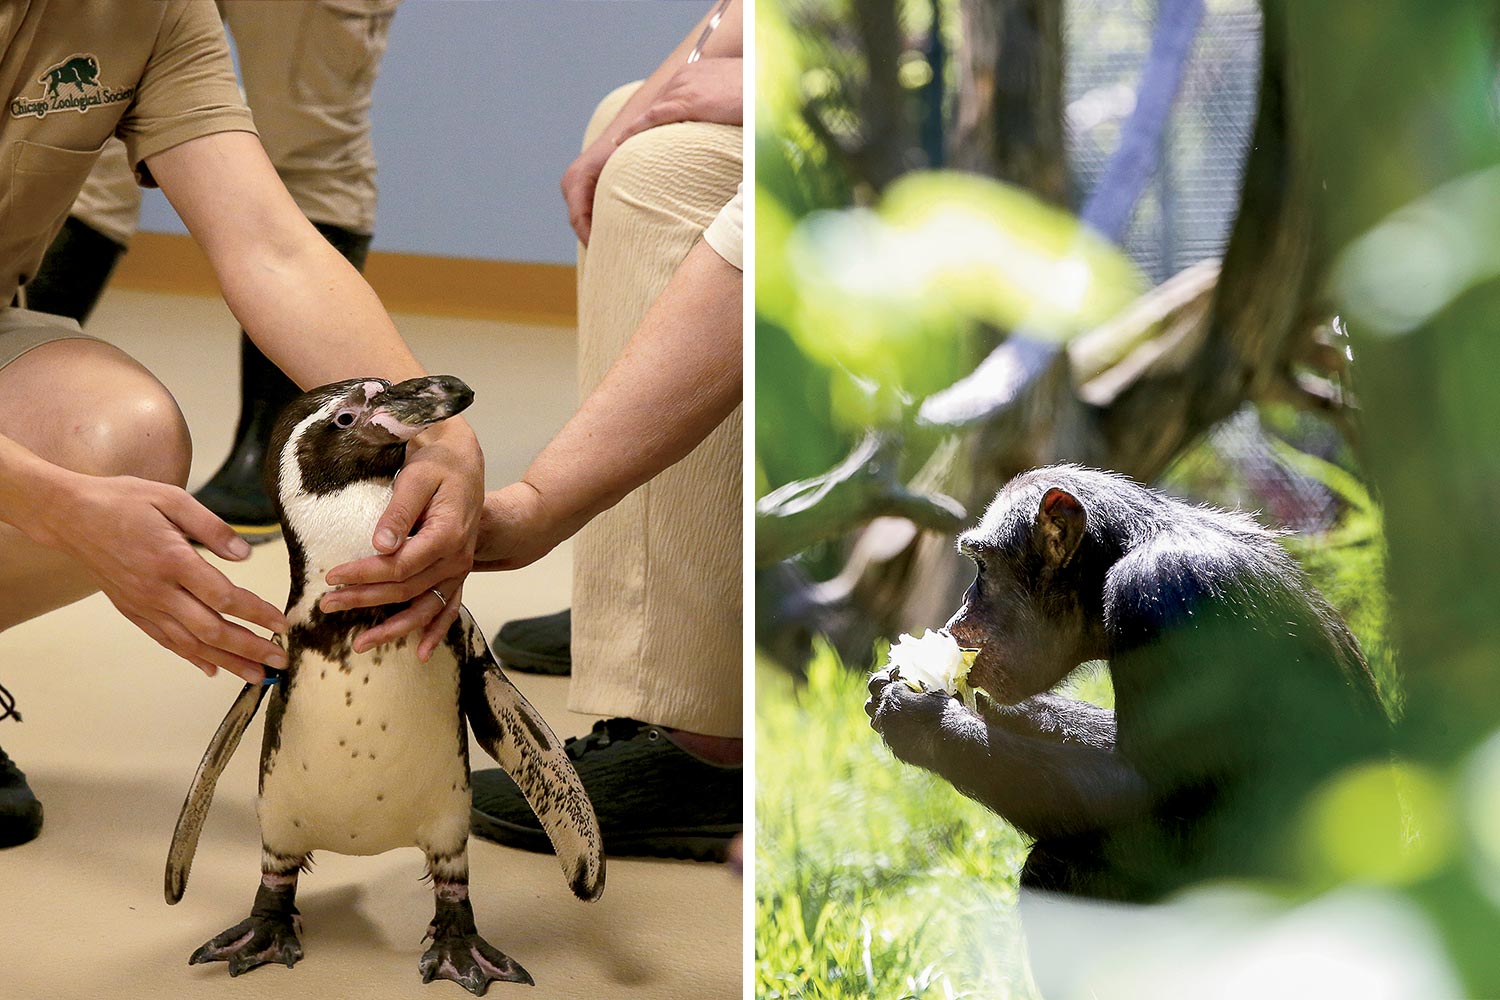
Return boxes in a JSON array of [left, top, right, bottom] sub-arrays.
[[1, 0, 255, 302]]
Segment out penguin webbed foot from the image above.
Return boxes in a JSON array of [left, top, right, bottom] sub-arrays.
[[419, 930, 533, 994], [188, 912, 304, 976]]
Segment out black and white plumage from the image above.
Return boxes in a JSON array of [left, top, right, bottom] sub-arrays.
[[165, 376, 604, 994]]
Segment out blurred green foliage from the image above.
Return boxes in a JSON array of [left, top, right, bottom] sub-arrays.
[[755, 1, 1141, 496], [1269, 441, 1401, 718], [755, 1, 856, 496]]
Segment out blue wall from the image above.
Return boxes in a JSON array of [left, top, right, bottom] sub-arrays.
[[139, 1, 704, 265]]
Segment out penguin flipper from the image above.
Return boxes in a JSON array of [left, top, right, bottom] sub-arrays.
[[458, 608, 605, 902], [165, 681, 268, 905]]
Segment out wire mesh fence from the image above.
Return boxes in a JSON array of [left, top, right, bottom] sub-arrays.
[[1065, 0, 1262, 285], [1063, 0, 1348, 532]]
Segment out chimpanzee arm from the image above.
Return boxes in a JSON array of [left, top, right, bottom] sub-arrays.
[[979, 692, 1116, 751], [866, 672, 1149, 841]]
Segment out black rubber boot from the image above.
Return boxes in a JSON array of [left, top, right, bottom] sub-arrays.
[[0, 684, 42, 849], [192, 223, 372, 542], [471, 717, 740, 862], [22, 216, 127, 324], [491, 608, 571, 675]]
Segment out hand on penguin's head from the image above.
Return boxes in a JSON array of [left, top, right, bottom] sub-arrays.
[[273, 375, 485, 661]]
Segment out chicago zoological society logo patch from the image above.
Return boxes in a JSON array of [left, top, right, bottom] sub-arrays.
[[9, 54, 136, 120]]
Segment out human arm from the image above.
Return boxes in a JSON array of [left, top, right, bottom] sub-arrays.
[[476, 237, 741, 575], [0, 433, 289, 682], [145, 132, 484, 646], [563, 1, 742, 243]]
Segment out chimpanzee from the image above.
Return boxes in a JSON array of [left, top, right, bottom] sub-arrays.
[[866, 465, 1389, 902]]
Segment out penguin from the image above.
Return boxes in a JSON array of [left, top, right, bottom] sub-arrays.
[[164, 375, 604, 996]]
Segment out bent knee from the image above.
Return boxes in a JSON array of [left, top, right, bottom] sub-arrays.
[[0, 338, 192, 485], [594, 121, 742, 229], [35, 344, 192, 486], [582, 82, 642, 150], [106, 385, 193, 486], [64, 378, 191, 486]]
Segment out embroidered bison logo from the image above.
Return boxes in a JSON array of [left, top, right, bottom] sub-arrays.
[[39, 55, 100, 98]]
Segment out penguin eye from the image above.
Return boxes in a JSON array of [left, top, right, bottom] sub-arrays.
[[333, 410, 358, 428]]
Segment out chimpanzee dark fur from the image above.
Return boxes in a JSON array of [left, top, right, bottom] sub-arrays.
[[866, 465, 1389, 902]]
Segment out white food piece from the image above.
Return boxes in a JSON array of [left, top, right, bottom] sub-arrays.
[[885, 629, 974, 695]]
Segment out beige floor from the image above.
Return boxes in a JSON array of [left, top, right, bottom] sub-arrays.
[[0, 290, 742, 999]]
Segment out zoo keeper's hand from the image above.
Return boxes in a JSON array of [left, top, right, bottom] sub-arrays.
[[22, 471, 289, 683], [471, 481, 574, 573], [322, 419, 483, 662], [561, 138, 615, 246], [562, 57, 742, 246], [613, 57, 743, 146]]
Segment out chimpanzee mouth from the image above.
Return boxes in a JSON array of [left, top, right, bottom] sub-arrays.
[[965, 643, 1023, 705]]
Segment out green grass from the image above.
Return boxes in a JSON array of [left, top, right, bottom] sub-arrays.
[[756, 647, 1113, 999]]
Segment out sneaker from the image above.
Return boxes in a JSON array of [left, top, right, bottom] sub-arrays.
[[490, 609, 571, 676], [471, 717, 739, 862], [0, 684, 42, 849]]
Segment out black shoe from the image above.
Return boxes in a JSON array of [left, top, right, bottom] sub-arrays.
[[471, 717, 740, 862], [192, 223, 372, 543], [0, 684, 42, 849], [189, 333, 296, 543], [23, 216, 126, 324], [491, 609, 571, 675]]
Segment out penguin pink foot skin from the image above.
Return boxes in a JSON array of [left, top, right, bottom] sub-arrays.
[[164, 376, 604, 995], [420, 872, 534, 991], [187, 868, 303, 976]]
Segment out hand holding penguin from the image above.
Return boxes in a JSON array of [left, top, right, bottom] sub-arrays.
[[165, 375, 605, 995], [321, 400, 484, 661], [19, 470, 288, 682], [469, 480, 569, 572]]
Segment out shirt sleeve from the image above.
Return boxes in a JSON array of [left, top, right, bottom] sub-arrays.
[[116, 0, 257, 187], [703, 182, 744, 272]]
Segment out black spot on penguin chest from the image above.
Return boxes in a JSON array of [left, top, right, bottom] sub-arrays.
[[292, 606, 409, 670]]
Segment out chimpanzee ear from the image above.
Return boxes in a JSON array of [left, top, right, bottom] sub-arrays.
[[1038, 488, 1086, 568]]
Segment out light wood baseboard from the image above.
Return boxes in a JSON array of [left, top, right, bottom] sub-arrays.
[[111, 232, 577, 327]]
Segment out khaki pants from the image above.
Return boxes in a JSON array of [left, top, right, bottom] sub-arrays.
[[0, 307, 101, 370], [72, 0, 397, 245], [567, 84, 743, 738]]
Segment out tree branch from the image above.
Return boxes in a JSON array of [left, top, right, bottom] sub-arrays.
[[755, 433, 967, 566]]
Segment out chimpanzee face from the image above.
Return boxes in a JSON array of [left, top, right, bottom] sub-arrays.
[[945, 485, 1107, 704]]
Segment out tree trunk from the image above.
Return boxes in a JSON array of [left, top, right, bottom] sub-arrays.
[[949, 0, 1068, 203], [852, 0, 914, 191]]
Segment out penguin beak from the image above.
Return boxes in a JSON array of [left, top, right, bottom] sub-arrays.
[[363, 376, 475, 442]]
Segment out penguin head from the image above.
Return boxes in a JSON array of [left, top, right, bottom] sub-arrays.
[[266, 375, 475, 503]]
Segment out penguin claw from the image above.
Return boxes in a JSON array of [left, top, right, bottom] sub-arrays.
[[418, 934, 533, 995], [188, 915, 303, 976]]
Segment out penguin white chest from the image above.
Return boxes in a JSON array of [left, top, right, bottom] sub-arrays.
[[257, 639, 471, 858]]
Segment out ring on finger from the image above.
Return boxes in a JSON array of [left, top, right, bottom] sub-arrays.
[[430, 588, 447, 607]]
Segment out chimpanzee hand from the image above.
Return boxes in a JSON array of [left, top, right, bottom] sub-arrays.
[[865, 668, 956, 768]]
